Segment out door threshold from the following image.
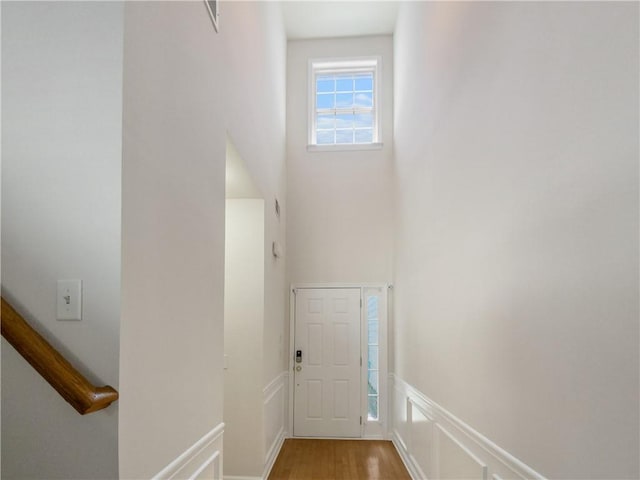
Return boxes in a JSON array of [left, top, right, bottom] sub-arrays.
[[291, 436, 385, 441]]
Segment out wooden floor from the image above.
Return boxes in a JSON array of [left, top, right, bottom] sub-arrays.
[[268, 439, 411, 480]]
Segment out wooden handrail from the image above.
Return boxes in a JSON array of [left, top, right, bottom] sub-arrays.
[[1, 297, 118, 414]]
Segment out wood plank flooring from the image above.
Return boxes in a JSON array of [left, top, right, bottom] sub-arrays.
[[268, 439, 411, 480]]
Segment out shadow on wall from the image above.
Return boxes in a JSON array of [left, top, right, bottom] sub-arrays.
[[224, 136, 266, 477]]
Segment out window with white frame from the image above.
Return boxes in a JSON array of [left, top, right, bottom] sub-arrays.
[[362, 285, 387, 437], [366, 294, 380, 420], [309, 57, 380, 148]]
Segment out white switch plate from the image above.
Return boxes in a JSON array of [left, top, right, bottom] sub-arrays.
[[57, 279, 82, 321]]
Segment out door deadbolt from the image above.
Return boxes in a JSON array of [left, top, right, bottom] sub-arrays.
[[296, 350, 302, 363]]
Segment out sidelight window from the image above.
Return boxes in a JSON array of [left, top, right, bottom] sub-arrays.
[[366, 295, 379, 420]]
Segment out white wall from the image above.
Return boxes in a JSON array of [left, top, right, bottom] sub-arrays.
[[1, 2, 123, 478], [224, 199, 265, 477], [393, 2, 639, 479], [221, 5, 290, 475], [222, 2, 288, 392], [120, 4, 225, 476], [120, 2, 287, 478], [225, 138, 287, 478], [287, 36, 394, 285]]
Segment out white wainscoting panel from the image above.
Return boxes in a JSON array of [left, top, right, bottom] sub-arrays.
[[390, 375, 546, 480], [153, 423, 224, 480], [408, 398, 433, 480], [436, 424, 488, 480], [393, 380, 410, 452], [263, 372, 288, 479]]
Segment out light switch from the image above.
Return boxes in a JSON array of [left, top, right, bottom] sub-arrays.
[[57, 279, 82, 321]]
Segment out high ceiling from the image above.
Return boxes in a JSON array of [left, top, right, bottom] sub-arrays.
[[281, 1, 399, 40]]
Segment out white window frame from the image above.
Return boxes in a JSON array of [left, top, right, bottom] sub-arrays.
[[307, 57, 382, 152], [361, 286, 388, 439]]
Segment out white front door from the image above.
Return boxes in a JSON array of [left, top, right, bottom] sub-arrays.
[[293, 288, 361, 437]]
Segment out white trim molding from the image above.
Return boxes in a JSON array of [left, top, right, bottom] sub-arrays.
[[153, 423, 224, 480], [263, 428, 285, 479], [390, 374, 546, 480], [263, 371, 287, 406], [307, 142, 383, 153], [263, 372, 288, 479]]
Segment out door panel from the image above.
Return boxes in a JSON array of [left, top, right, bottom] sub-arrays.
[[308, 324, 323, 365], [294, 288, 361, 437], [307, 381, 323, 418]]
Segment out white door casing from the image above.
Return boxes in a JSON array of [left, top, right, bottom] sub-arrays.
[[293, 288, 361, 437]]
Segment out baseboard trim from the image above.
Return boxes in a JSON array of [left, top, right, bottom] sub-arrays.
[[263, 428, 286, 479], [263, 371, 287, 480], [390, 374, 545, 480], [392, 429, 425, 480], [153, 422, 224, 480], [222, 429, 285, 480]]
